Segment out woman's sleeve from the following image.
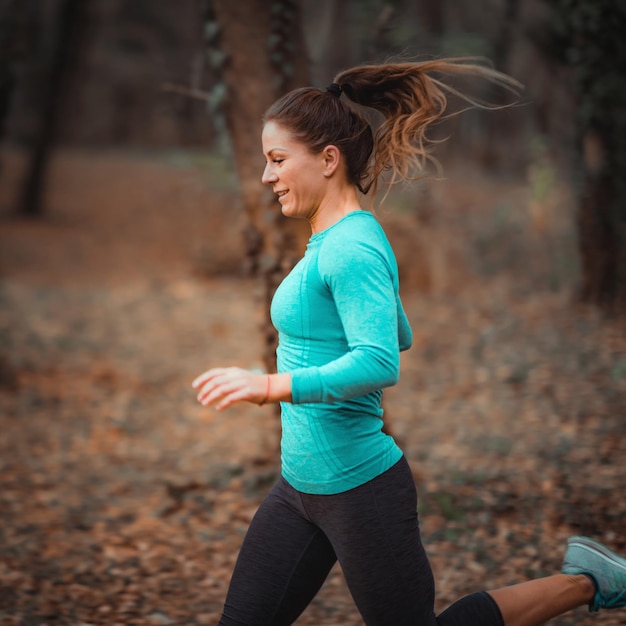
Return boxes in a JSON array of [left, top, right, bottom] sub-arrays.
[[290, 236, 405, 404]]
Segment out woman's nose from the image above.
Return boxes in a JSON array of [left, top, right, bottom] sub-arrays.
[[262, 163, 276, 185]]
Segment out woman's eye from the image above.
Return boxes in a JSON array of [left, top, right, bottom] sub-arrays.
[[273, 158, 284, 164]]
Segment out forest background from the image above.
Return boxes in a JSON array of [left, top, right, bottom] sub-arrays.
[[0, 1, 625, 625]]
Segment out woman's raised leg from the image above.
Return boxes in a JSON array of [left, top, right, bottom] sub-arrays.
[[486, 574, 594, 626], [486, 535, 626, 626]]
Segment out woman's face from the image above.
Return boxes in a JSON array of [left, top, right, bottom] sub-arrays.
[[261, 121, 328, 222]]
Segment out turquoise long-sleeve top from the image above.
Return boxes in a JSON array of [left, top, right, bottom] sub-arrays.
[[270, 210, 412, 494]]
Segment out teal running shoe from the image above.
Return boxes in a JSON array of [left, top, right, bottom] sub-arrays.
[[562, 536, 626, 612]]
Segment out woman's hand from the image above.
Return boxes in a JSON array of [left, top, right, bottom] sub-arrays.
[[192, 367, 268, 411]]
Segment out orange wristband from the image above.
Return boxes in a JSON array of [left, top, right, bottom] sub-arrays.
[[259, 374, 271, 406]]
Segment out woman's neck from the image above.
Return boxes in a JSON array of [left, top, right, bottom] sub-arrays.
[[309, 185, 362, 234]]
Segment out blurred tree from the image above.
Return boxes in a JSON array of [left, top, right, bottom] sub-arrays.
[[415, 0, 444, 38], [301, 0, 353, 85], [207, 0, 310, 372], [493, 0, 520, 70], [0, 0, 20, 170], [18, 0, 85, 216], [545, 1, 626, 312]]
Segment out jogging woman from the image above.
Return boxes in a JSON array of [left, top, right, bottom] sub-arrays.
[[193, 59, 626, 625]]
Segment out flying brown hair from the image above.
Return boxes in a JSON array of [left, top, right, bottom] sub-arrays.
[[265, 57, 523, 199]]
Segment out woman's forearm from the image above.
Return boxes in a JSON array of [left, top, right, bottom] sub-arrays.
[[265, 372, 293, 404], [193, 367, 292, 410]]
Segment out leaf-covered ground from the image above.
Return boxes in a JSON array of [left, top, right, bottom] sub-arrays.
[[0, 150, 624, 625]]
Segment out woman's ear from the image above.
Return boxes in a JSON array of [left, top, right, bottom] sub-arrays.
[[322, 145, 341, 177]]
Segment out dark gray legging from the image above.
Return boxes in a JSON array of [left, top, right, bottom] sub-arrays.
[[218, 457, 505, 625]]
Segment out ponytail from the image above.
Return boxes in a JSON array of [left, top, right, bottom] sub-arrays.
[[335, 58, 522, 197]]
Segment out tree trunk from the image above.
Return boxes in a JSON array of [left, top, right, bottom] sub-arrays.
[[302, 0, 352, 85], [19, 0, 84, 216], [549, 0, 626, 313], [577, 128, 624, 311], [0, 0, 20, 171], [211, 0, 310, 372]]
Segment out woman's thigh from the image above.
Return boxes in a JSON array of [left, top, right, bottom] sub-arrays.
[[219, 477, 337, 626], [304, 458, 437, 626]]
